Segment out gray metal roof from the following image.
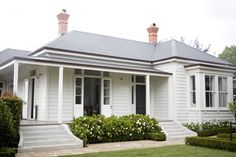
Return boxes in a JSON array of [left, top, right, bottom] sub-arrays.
[[0, 48, 30, 65], [43, 30, 231, 65]]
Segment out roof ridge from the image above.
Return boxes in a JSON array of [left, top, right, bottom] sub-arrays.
[[71, 30, 154, 46]]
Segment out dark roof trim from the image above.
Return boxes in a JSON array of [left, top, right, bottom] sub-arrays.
[[184, 63, 236, 71], [30, 46, 152, 63], [153, 56, 234, 67], [13, 57, 172, 76]]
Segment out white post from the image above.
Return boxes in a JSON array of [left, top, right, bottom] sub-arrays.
[[13, 62, 19, 95], [58, 66, 64, 123], [146, 74, 151, 116]]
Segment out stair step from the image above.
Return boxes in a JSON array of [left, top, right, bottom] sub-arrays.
[[24, 135, 69, 142], [23, 139, 75, 147], [19, 143, 82, 152], [21, 125, 60, 130], [23, 131, 65, 137]]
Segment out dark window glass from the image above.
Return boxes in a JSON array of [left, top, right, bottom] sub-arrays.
[[103, 72, 109, 77], [84, 70, 101, 76], [76, 96, 81, 104], [76, 78, 82, 86], [0, 83, 3, 88], [136, 76, 145, 83], [131, 86, 134, 104], [75, 69, 82, 75]]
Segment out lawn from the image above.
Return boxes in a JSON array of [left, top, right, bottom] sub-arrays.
[[61, 145, 236, 157]]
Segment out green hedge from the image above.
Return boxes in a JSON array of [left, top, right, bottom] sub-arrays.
[[217, 133, 236, 139], [0, 97, 23, 148], [0, 148, 16, 157], [70, 114, 165, 146], [185, 136, 236, 152], [184, 121, 230, 132], [146, 132, 166, 141], [197, 128, 236, 137]]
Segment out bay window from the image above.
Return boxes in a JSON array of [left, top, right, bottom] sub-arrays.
[[190, 76, 196, 107], [205, 75, 214, 107], [218, 77, 227, 107]]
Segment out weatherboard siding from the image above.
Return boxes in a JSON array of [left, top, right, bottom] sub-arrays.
[[151, 76, 169, 120], [111, 73, 133, 116]]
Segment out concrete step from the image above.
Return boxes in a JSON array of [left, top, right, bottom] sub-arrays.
[[23, 139, 75, 147], [24, 135, 69, 142], [23, 131, 65, 137]]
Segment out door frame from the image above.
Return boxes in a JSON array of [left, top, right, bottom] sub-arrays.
[[28, 77, 36, 119]]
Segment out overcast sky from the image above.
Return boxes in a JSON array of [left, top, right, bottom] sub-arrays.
[[0, 0, 235, 56]]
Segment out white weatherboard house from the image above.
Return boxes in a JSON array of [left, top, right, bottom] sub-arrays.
[[0, 10, 235, 125]]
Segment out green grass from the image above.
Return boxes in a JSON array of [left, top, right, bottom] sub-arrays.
[[60, 145, 236, 157]]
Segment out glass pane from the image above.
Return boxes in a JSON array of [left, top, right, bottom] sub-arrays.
[[104, 80, 110, 88], [103, 72, 109, 77], [222, 78, 227, 91], [131, 86, 134, 104], [192, 91, 196, 104], [0, 90, 2, 96], [104, 97, 110, 105], [75, 69, 82, 75], [218, 77, 222, 91], [131, 75, 134, 83], [104, 88, 110, 96], [76, 78, 82, 86], [76, 96, 81, 104], [84, 70, 101, 76], [0, 83, 3, 88], [136, 76, 145, 83], [206, 92, 213, 107], [191, 76, 195, 91], [76, 87, 81, 95], [205, 76, 214, 91], [219, 93, 227, 107]]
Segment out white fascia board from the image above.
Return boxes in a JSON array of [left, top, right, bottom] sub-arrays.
[[153, 58, 234, 68], [0, 60, 15, 70], [34, 49, 151, 65], [186, 65, 235, 73], [15, 59, 170, 77]]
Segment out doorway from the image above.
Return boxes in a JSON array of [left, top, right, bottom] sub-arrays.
[[84, 77, 101, 116], [136, 85, 146, 115], [28, 78, 35, 119]]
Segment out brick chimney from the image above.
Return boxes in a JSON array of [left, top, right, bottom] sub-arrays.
[[147, 23, 159, 43], [57, 9, 70, 36]]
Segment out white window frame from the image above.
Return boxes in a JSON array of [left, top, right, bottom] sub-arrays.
[[0, 82, 4, 97], [102, 78, 112, 105], [218, 76, 228, 107], [74, 76, 83, 105], [205, 75, 215, 108], [190, 75, 196, 107]]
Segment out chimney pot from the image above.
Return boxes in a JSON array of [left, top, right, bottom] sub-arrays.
[[57, 9, 70, 36], [147, 23, 159, 43]]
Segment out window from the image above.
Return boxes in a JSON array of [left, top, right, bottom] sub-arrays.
[[84, 70, 101, 76], [205, 75, 214, 107], [190, 76, 196, 107], [0, 82, 3, 97], [136, 76, 145, 83], [103, 79, 111, 105], [75, 78, 82, 104], [74, 69, 82, 75], [218, 77, 227, 107]]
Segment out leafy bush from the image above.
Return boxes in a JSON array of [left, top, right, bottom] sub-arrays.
[[1, 97, 23, 131], [70, 114, 164, 145], [185, 136, 236, 152], [197, 128, 236, 137], [0, 97, 23, 148], [0, 148, 16, 157], [146, 132, 166, 141], [217, 133, 236, 139], [184, 120, 230, 132], [0, 102, 17, 148]]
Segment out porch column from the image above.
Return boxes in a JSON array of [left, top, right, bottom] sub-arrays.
[[13, 62, 19, 95], [58, 66, 64, 123], [146, 74, 151, 116]]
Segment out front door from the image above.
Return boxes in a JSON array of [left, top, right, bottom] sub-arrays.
[[136, 85, 146, 115], [28, 78, 35, 119], [84, 77, 101, 116]]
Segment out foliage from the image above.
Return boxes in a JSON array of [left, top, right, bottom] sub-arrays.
[[197, 128, 236, 137], [217, 133, 236, 140], [185, 136, 236, 152], [228, 100, 236, 122], [0, 96, 23, 148], [60, 145, 236, 157], [219, 45, 236, 64], [180, 37, 211, 53], [69, 114, 164, 146], [0, 101, 17, 148], [145, 132, 166, 141], [0, 148, 16, 157], [184, 120, 230, 132]]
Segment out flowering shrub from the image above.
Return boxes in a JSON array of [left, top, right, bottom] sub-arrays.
[[184, 120, 230, 132], [69, 114, 165, 145]]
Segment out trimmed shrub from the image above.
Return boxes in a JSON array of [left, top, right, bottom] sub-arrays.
[[0, 148, 16, 157], [217, 133, 236, 139], [69, 114, 164, 146], [197, 128, 236, 137], [0, 102, 17, 148], [146, 132, 166, 141], [185, 136, 236, 152], [1, 97, 23, 131]]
